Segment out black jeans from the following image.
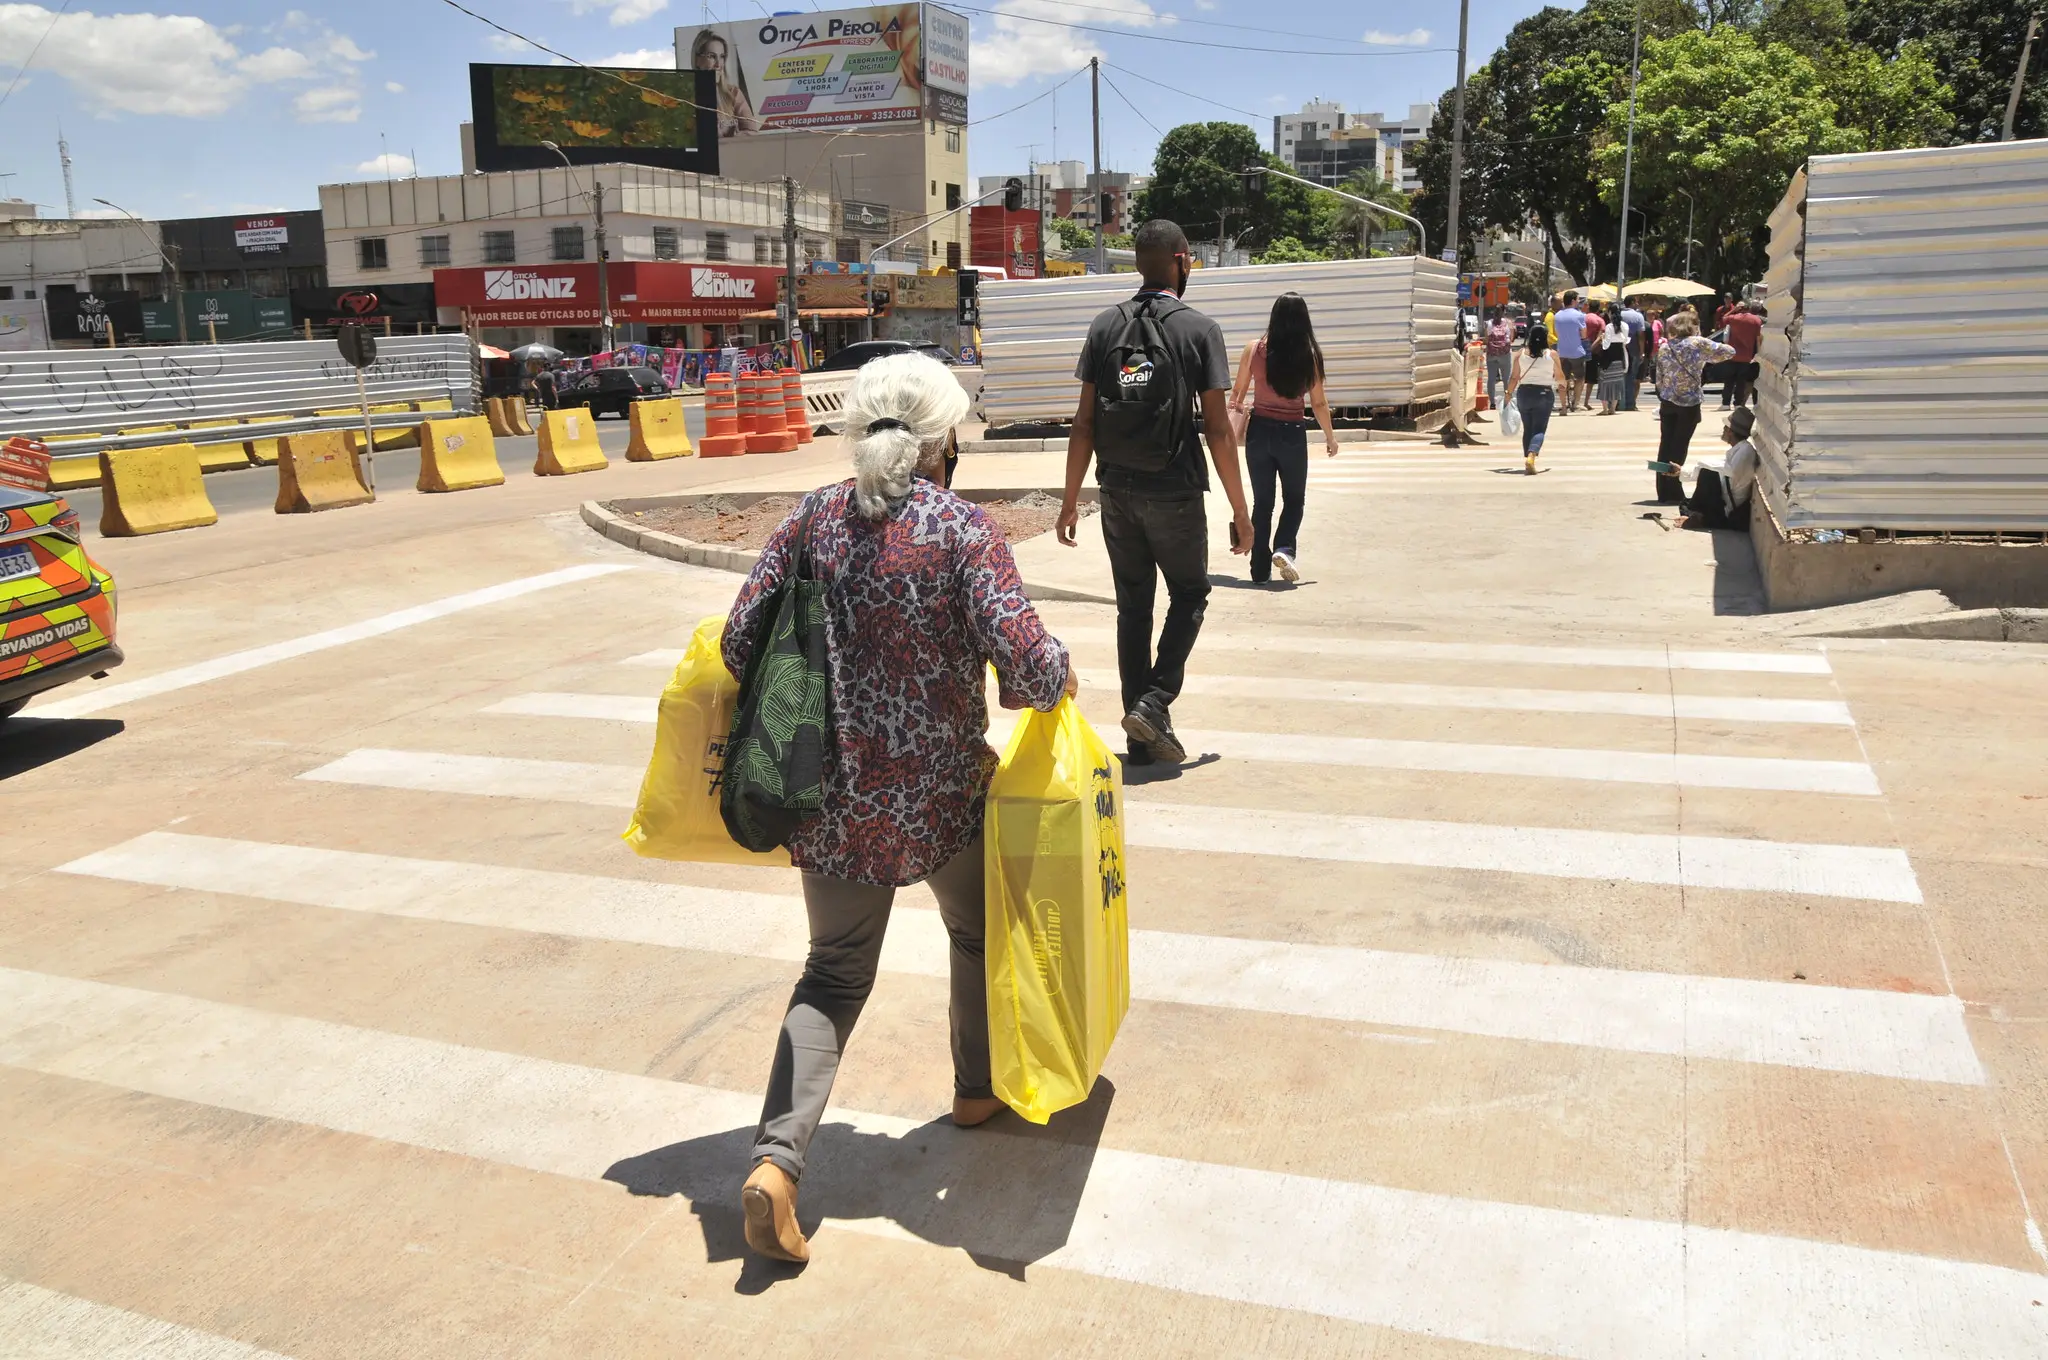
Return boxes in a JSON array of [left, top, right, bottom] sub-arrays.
[[1656, 401, 1703, 503], [1245, 414, 1308, 579], [1099, 487, 1210, 722]]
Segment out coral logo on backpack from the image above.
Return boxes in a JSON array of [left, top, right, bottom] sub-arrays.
[[1117, 359, 1153, 388]]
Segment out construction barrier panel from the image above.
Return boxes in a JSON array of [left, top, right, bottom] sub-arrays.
[[276, 430, 374, 514], [626, 396, 693, 461], [485, 396, 518, 438], [742, 371, 797, 455], [416, 416, 505, 493], [99, 442, 218, 537], [535, 407, 609, 476], [699, 373, 747, 456], [185, 418, 253, 472], [336, 403, 422, 454], [779, 367, 814, 445], [508, 399, 534, 437]]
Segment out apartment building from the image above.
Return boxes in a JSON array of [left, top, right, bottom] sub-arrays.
[[1274, 101, 1433, 195]]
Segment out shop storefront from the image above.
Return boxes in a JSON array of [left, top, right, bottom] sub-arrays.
[[433, 262, 787, 356]]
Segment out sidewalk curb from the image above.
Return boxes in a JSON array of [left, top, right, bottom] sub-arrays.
[[578, 498, 1117, 606]]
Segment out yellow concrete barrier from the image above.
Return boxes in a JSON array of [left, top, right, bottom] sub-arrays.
[[508, 398, 534, 437], [99, 442, 218, 537], [184, 417, 253, 472], [485, 396, 517, 438], [535, 407, 608, 476], [276, 430, 374, 514], [626, 396, 693, 461], [416, 416, 504, 493], [45, 435, 102, 489], [245, 428, 282, 466]]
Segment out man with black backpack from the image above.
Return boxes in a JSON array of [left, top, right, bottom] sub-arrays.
[[1055, 219, 1254, 767]]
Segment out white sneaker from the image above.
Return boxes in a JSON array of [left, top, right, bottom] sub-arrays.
[[1272, 551, 1299, 583]]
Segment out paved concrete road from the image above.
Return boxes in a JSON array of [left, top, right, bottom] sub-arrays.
[[3, 409, 2046, 1357]]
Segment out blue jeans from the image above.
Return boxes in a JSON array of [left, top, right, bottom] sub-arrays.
[[1246, 413, 1309, 579], [1515, 384, 1555, 455]]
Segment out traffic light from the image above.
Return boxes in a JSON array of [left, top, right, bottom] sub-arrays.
[[1241, 165, 1265, 201], [956, 269, 979, 326], [1099, 191, 1114, 226], [1003, 177, 1024, 212]]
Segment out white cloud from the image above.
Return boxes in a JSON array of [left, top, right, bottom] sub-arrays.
[[596, 47, 675, 68], [1193, 0, 1216, 8], [0, 5, 376, 120], [74, 206, 130, 219], [295, 84, 361, 123], [1361, 28, 1432, 45], [971, 0, 1167, 88], [354, 153, 415, 177], [571, 0, 669, 26], [384, 80, 405, 93]]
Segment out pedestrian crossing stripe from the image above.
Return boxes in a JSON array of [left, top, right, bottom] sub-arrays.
[[55, 832, 1978, 1083], [484, 692, 1879, 795], [297, 748, 1922, 902], [0, 1277, 296, 1359], [2, 968, 2037, 1358]]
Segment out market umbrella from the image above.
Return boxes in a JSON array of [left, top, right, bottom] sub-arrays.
[[1623, 276, 1715, 298], [1581, 283, 1619, 304], [508, 342, 563, 363], [477, 343, 511, 360]]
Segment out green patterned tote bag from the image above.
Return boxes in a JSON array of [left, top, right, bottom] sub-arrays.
[[721, 505, 833, 853]]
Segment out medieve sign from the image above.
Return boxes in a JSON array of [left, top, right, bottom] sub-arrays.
[[677, 3, 968, 136]]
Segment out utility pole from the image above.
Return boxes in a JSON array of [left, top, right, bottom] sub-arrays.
[[1678, 188, 1695, 280], [57, 129, 76, 220], [782, 175, 801, 352], [1615, 1, 1642, 297], [95, 196, 184, 342], [1090, 57, 1105, 275], [1444, 0, 1471, 267], [592, 176, 611, 353], [2006, 13, 2041, 141]]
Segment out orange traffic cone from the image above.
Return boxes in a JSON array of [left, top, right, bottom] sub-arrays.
[[699, 373, 748, 457], [780, 367, 813, 445], [744, 371, 797, 455]]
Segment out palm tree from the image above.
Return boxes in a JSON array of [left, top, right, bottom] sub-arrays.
[[1330, 168, 1415, 255]]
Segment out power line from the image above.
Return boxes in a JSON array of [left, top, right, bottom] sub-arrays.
[[0, 0, 75, 112], [986, 0, 1452, 50], [940, 2, 1456, 56], [1104, 62, 1267, 121], [969, 64, 1091, 126], [1096, 68, 1163, 139]]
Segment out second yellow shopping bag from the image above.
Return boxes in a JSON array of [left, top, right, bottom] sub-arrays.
[[984, 697, 1130, 1124], [621, 614, 791, 867]]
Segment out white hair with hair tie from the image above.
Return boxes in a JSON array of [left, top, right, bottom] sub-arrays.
[[842, 351, 969, 518]]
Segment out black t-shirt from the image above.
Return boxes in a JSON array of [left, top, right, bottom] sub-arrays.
[[1076, 290, 1231, 498]]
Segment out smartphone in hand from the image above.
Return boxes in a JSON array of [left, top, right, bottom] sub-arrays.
[[1228, 519, 1243, 551]]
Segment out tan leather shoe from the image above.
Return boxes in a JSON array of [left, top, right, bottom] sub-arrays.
[[741, 1159, 809, 1263], [952, 1095, 1004, 1128]]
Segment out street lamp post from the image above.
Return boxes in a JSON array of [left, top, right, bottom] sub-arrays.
[[1243, 164, 1429, 261], [1614, 1, 1642, 298], [539, 142, 611, 353], [94, 197, 185, 342], [863, 185, 1011, 342], [1676, 189, 1696, 280]]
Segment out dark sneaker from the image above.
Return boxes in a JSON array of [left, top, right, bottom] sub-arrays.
[[1121, 697, 1186, 765], [1123, 745, 1156, 768]]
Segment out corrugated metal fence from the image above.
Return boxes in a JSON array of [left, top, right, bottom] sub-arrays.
[[1755, 141, 2048, 533], [0, 335, 480, 449], [976, 257, 1457, 425]]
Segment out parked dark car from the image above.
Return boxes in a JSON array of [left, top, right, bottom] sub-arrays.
[[563, 365, 670, 418], [815, 340, 959, 373]]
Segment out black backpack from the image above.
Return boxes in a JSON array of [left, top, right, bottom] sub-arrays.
[[1092, 295, 1189, 474]]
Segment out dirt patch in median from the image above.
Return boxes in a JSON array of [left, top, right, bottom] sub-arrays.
[[610, 491, 1087, 550]]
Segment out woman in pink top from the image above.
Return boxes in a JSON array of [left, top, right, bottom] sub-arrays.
[[1227, 293, 1339, 584]]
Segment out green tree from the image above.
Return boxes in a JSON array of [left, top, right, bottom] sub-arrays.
[[1305, 169, 1415, 256], [1048, 217, 1094, 252], [1817, 41, 1955, 150], [1252, 236, 1331, 265], [1848, 0, 2044, 142], [1753, 0, 1849, 57], [1598, 28, 1859, 292], [1132, 124, 1314, 249]]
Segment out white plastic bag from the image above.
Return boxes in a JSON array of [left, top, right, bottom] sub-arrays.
[[1501, 395, 1522, 437]]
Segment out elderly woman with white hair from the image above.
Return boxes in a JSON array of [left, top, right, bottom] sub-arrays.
[[720, 352, 1076, 1264]]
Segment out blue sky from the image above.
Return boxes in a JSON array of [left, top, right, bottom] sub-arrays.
[[0, 1, 1555, 220]]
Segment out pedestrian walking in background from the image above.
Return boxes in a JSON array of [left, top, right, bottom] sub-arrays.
[[1484, 311, 1514, 414], [534, 366, 558, 410], [1552, 292, 1588, 415], [1595, 303, 1629, 414], [724, 352, 1077, 1264], [1721, 301, 1765, 408], [1509, 326, 1558, 475], [1650, 311, 1736, 504], [1229, 292, 1341, 586], [1058, 218, 1253, 768], [1619, 297, 1647, 411]]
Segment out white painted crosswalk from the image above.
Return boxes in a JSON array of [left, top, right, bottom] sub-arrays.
[[2, 969, 2039, 1360], [0, 1278, 293, 1359]]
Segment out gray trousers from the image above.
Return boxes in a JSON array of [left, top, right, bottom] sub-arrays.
[[753, 835, 992, 1180]]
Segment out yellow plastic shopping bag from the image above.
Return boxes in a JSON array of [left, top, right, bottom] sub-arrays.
[[621, 614, 791, 866], [984, 697, 1130, 1124]]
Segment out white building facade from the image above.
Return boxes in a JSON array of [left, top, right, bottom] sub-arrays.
[[1273, 101, 1433, 195]]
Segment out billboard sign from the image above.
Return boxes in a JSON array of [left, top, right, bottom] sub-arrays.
[[46, 291, 144, 344], [435, 263, 784, 325], [840, 199, 892, 233], [678, 4, 966, 137], [234, 216, 290, 254], [291, 284, 438, 328], [922, 5, 968, 123], [468, 65, 719, 174]]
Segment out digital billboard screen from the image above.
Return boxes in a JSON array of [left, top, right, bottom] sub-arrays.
[[468, 65, 719, 174], [678, 3, 967, 137]]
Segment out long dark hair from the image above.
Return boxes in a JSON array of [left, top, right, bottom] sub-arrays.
[[1263, 292, 1324, 401]]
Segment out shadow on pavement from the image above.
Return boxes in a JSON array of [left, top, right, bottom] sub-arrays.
[[605, 1079, 1116, 1290], [1703, 523, 1765, 615], [1123, 752, 1221, 784], [0, 717, 125, 780]]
